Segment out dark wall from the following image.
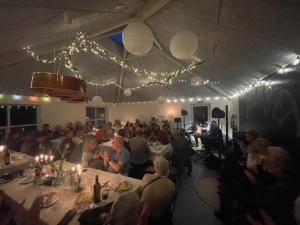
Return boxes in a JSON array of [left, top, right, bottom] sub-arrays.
[[239, 72, 300, 153]]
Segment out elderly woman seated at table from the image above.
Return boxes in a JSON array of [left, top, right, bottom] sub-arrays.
[[137, 156, 176, 223], [81, 134, 104, 169], [102, 192, 142, 225], [102, 136, 130, 176]]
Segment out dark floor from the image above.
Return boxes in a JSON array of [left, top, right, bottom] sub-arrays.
[[173, 154, 223, 225]]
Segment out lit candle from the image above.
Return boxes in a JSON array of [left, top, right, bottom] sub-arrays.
[[35, 156, 39, 162], [77, 168, 82, 175], [0, 145, 5, 153], [72, 166, 75, 172], [45, 155, 48, 161], [40, 154, 44, 160], [49, 155, 54, 161], [114, 132, 117, 137]]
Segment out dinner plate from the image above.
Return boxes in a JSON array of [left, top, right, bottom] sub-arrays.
[[19, 175, 34, 185], [117, 181, 132, 191], [40, 191, 59, 208]]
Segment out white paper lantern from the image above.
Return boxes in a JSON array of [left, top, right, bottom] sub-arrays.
[[122, 22, 154, 56], [157, 96, 166, 104], [170, 30, 198, 60], [124, 89, 132, 97], [191, 76, 203, 85], [92, 96, 102, 104]]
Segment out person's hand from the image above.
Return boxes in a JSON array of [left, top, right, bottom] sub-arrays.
[[247, 209, 276, 225], [244, 169, 257, 184], [65, 143, 70, 150], [103, 151, 110, 161]]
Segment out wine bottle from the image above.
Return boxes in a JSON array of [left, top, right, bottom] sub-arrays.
[[93, 175, 101, 203], [4, 149, 10, 165]]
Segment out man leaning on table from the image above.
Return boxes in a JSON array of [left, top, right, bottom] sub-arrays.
[[102, 136, 130, 176]]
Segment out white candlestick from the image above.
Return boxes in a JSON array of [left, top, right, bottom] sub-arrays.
[[50, 155, 54, 161], [40, 154, 44, 160], [35, 156, 39, 162], [45, 155, 48, 161]]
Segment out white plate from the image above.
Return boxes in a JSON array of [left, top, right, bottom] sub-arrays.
[[40, 191, 59, 208], [19, 175, 34, 185]]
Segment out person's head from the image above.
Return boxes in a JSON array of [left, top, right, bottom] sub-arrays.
[[178, 128, 185, 137], [75, 121, 82, 130], [210, 120, 217, 128], [54, 125, 63, 132], [263, 146, 295, 177], [42, 123, 50, 131], [37, 132, 47, 143], [84, 134, 97, 150], [24, 132, 34, 142], [107, 122, 112, 128], [244, 130, 258, 143], [66, 130, 74, 140], [135, 127, 143, 136], [67, 122, 74, 130], [246, 138, 271, 170], [103, 192, 141, 225], [112, 136, 124, 151], [117, 129, 126, 138], [153, 156, 170, 177]]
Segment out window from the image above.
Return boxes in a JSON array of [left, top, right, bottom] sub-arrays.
[[0, 105, 38, 143], [86, 107, 106, 127]]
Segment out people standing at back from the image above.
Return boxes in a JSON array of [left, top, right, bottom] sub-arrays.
[[129, 127, 151, 179]]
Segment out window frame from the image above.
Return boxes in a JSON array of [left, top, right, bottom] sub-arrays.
[[0, 104, 39, 141], [86, 107, 107, 127]]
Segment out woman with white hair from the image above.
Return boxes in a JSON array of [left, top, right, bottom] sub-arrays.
[[137, 156, 176, 224], [102, 192, 142, 225]]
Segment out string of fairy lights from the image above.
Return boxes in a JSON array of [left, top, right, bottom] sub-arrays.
[[23, 32, 202, 91]]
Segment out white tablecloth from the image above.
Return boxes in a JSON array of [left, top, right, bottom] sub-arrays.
[[0, 161, 141, 225], [0, 151, 31, 175]]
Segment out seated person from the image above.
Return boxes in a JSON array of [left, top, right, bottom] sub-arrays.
[[35, 132, 53, 155], [96, 126, 109, 142], [137, 156, 176, 222], [6, 131, 23, 151], [100, 192, 142, 225], [74, 130, 85, 144], [81, 134, 104, 169], [20, 132, 38, 156], [74, 121, 83, 131], [102, 136, 130, 176], [52, 125, 65, 139], [41, 123, 53, 139], [156, 128, 170, 145], [57, 130, 76, 160]]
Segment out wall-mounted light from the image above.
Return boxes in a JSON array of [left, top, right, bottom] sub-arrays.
[[188, 98, 194, 102], [13, 94, 22, 100], [166, 99, 171, 103], [0, 94, 3, 99], [173, 99, 178, 103], [205, 97, 210, 101], [29, 96, 38, 101], [180, 98, 185, 102], [42, 97, 51, 102]]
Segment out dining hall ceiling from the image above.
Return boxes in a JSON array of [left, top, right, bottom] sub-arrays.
[[0, 0, 300, 103]]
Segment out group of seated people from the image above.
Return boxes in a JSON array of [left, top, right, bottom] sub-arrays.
[[215, 131, 300, 225]]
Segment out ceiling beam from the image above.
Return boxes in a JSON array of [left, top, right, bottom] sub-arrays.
[[116, 49, 127, 103]]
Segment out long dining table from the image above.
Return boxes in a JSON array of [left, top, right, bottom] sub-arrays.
[[0, 151, 32, 175], [0, 161, 141, 225]]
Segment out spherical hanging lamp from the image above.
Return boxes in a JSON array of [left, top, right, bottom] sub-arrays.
[[170, 30, 198, 60], [124, 89, 132, 97], [92, 95, 102, 105], [157, 96, 166, 104], [122, 22, 154, 56]]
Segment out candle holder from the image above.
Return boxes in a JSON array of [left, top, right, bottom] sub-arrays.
[[75, 175, 83, 193]]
